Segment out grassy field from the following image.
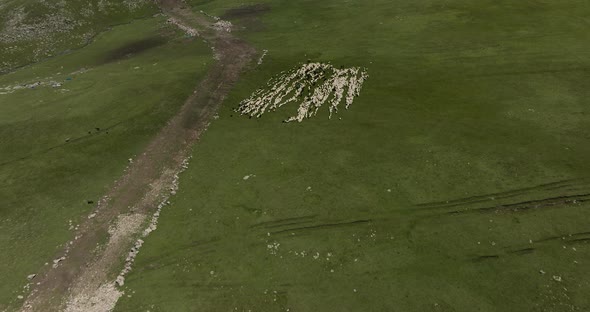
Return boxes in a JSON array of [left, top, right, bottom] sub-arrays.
[[113, 0, 590, 311], [0, 15, 212, 309]]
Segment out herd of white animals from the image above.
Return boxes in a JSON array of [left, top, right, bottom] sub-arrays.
[[237, 62, 368, 122]]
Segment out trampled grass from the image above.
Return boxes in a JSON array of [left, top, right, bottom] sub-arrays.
[[0, 16, 212, 309], [113, 0, 590, 311]]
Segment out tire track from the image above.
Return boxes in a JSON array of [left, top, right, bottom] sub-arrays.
[[447, 193, 590, 215], [414, 177, 590, 211]]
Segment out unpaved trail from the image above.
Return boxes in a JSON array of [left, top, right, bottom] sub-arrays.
[[19, 1, 256, 311]]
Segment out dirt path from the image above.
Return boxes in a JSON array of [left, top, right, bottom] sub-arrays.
[[20, 1, 256, 311]]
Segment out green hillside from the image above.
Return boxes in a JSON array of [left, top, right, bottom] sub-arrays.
[[113, 0, 590, 311], [2, 0, 590, 311]]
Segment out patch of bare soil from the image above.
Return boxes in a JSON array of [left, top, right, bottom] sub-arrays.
[[19, 1, 256, 311], [63, 214, 146, 312]]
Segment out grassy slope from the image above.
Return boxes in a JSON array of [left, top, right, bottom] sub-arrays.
[[115, 0, 590, 311], [0, 0, 157, 72], [118, 0, 590, 311], [0, 17, 212, 309]]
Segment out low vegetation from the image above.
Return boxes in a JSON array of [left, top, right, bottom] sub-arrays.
[[114, 0, 590, 311], [0, 15, 212, 310], [2, 0, 590, 311], [0, 0, 157, 72]]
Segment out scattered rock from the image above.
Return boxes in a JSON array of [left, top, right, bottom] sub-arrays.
[[167, 17, 199, 37], [52, 256, 66, 268], [212, 20, 233, 32], [115, 276, 125, 287], [257, 49, 268, 65]]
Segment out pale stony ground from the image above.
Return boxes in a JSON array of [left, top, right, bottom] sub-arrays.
[[63, 214, 146, 312], [0, 0, 152, 71], [167, 17, 199, 37], [62, 163, 184, 312], [0, 68, 91, 95]]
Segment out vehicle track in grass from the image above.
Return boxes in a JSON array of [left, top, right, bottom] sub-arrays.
[[19, 1, 256, 311]]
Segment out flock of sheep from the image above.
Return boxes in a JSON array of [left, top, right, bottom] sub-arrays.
[[236, 62, 368, 122]]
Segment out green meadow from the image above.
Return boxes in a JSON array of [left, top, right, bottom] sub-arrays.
[[1, 0, 589, 311], [0, 16, 212, 309], [114, 0, 590, 311]]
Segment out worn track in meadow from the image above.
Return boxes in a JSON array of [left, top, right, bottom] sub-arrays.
[[20, 1, 256, 311]]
